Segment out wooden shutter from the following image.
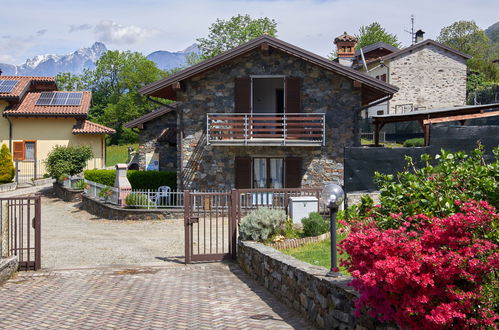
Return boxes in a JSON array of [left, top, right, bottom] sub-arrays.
[[235, 156, 252, 189], [285, 77, 302, 113], [13, 141, 25, 160], [285, 157, 302, 188], [234, 78, 251, 113]]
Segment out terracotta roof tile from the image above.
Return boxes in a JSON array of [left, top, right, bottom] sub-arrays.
[[4, 91, 91, 117], [334, 32, 358, 43], [0, 76, 56, 99], [72, 120, 116, 135]]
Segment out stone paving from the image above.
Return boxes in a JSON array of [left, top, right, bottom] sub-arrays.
[[0, 262, 315, 329]]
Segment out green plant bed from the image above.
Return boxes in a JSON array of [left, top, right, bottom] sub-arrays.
[[280, 236, 349, 275], [106, 144, 138, 167]]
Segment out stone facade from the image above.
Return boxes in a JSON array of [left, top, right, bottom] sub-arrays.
[[138, 111, 177, 171], [238, 241, 395, 329], [176, 48, 362, 190]]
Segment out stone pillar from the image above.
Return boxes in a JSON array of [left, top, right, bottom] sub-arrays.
[[114, 164, 132, 207]]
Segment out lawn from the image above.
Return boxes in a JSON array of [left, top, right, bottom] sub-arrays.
[[280, 236, 350, 275], [106, 144, 138, 167], [361, 138, 403, 148]]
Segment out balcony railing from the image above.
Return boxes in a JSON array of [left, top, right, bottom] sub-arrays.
[[206, 113, 325, 146]]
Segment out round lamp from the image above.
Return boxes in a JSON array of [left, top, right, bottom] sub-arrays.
[[320, 183, 345, 209]]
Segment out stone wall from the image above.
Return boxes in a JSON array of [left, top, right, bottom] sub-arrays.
[[388, 44, 467, 114], [238, 241, 394, 329], [53, 182, 83, 202], [176, 48, 362, 190], [138, 111, 177, 171], [80, 194, 182, 221], [0, 256, 18, 285]]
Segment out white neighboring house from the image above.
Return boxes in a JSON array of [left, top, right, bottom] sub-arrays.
[[335, 34, 472, 118]]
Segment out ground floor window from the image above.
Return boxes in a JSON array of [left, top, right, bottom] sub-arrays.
[[253, 158, 284, 188], [235, 156, 302, 189], [13, 140, 36, 161]]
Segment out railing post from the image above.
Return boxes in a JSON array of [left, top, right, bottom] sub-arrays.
[[322, 113, 326, 146], [283, 114, 287, 146], [184, 190, 192, 264], [244, 114, 248, 145], [33, 157, 37, 181], [206, 115, 210, 145], [15, 158, 19, 185], [230, 189, 238, 259]]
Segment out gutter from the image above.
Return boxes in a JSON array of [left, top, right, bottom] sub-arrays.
[[353, 94, 394, 147], [6, 117, 13, 151]]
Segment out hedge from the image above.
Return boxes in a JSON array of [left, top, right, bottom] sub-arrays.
[[84, 170, 177, 190], [403, 137, 424, 147]]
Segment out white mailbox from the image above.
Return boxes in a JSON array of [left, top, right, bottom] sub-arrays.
[[288, 196, 319, 224]]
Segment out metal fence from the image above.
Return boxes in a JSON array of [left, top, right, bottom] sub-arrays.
[[14, 159, 47, 185], [84, 180, 120, 205], [124, 189, 185, 209], [360, 131, 386, 144]]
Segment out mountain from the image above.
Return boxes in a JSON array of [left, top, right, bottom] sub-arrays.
[[485, 21, 499, 44], [0, 42, 199, 77]]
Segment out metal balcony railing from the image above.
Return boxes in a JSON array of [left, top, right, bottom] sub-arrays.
[[206, 113, 325, 146]]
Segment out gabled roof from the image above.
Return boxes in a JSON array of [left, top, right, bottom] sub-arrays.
[[124, 105, 176, 128], [72, 120, 116, 135], [354, 42, 399, 57], [0, 76, 57, 101], [140, 35, 398, 100], [4, 91, 91, 118], [379, 39, 472, 62]]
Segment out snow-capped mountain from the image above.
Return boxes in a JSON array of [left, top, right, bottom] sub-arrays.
[[0, 42, 199, 77]]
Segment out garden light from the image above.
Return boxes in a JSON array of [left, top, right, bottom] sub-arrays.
[[320, 183, 344, 277]]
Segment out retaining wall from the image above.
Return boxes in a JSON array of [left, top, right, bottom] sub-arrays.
[[238, 241, 395, 329], [53, 183, 83, 202]]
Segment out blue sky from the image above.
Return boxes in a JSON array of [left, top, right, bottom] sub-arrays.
[[1, 0, 497, 64]]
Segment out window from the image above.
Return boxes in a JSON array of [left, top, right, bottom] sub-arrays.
[[235, 156, 302, 189], [12, 141, 36, 161], [253, 158, 284, 188]]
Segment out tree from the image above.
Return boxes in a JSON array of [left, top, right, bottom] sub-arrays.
[[197, 14, 278, 60], [55, 72, 88, 91], [45, 145, 93, 179], [355, 22, 401, 50], [0, 144, 15, 183]]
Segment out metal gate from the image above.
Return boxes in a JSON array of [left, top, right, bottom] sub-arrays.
[[184, 191, 237, 263], [0, 196, 41, 270]]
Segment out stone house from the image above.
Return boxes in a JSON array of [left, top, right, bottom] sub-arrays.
[[130, 35, 397, 190], [336, 34, 471, 118]]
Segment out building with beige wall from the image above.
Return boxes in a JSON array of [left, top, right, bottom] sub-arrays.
[[0, 76, 114, 176]]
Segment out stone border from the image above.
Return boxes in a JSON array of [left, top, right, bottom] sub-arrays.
[[0, 182, 17, 193], [269, 232, 330, 250], [238, 241, 395, 329], [0, 256, 18, 285], [80, 194, 183, 221], [53, 182, 83, 202], [33, 178, 54, 186]]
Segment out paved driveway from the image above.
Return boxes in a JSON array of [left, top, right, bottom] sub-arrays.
[[0, 263, 314, 329], [40, 190, 185, 269]]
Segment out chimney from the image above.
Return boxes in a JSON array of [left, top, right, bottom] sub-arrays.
[[415, 29, 425, 43], [334, 32, 358, 67], [0, 69, 2, 76]]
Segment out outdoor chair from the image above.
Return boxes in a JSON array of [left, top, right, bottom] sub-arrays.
[[153, 186, 171, 206]]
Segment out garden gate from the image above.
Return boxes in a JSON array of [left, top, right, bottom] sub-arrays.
[[0, 196, 41, 270], [184, 191, 237, 263]]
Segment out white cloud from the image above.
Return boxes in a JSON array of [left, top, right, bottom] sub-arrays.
[[69, 24, 92, 33], [94, 20, 158, 45]]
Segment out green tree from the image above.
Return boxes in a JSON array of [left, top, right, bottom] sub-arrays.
[[45, 145, 93, 179], [197, 14, 278, 60], [355, 22, 401, 50], [0, 144, 15, 183], [54, 72, 88, 91], [85, 51, 166, 144]]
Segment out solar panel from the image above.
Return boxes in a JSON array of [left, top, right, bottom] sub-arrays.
[[36, 92, 83, 106], [0, 80, 19, 93]]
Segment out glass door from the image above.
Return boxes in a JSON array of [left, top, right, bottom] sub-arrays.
[[269, 158, 283, 188], [253, 158, 267, 188]]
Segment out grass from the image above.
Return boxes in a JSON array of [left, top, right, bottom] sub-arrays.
[[361, 138, 403, 148], [280, 235, 350, 275], [106, 144, 138, 167]]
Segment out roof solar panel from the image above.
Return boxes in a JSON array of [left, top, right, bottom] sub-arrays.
[[0, 80, 19, 93], [35, 92, 83, 106]]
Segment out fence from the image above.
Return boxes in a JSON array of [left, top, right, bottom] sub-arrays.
[[360, 131, 386, 144], [124, 189, 185, 209], [14, 159, 47, 185], [84, 180, 120, 205]]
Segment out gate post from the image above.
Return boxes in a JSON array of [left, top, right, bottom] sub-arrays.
[[34, 156, 37, 180], [34, 196, 41, 270], [230, 189, 238, 259], [15, 158, 19, 185], [184, 190, 191, 264]]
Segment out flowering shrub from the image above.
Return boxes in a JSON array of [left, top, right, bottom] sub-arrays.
[[340, 200, 499, 329]]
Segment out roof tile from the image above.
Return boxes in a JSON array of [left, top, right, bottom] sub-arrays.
[[72, 120, 116, 134], [4, 91, 91, 117], [0, 76, 56, 99]]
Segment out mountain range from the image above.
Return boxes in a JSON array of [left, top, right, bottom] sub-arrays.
[[0, 42, 199, 77]]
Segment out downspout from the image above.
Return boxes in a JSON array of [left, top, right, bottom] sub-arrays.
[[6, 116, 13, 151], [353, 94, 393, 147]]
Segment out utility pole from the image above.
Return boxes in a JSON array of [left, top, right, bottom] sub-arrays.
[[404, 15, 415, 44]]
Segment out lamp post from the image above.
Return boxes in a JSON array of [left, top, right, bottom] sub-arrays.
[[320, 183, 345, 277]]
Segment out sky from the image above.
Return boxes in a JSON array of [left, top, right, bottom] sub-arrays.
[[1, 0, 497, 65]]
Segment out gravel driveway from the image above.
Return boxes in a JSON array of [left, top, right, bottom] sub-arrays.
[[40, 190, 185, 269]]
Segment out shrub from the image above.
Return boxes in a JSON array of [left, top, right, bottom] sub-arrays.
[[45, 145, 93, 179], [84, 169, 177, 190], [0, 144, 15, 183], [301, 212, 329, 237], [125, 193, 153, 209], [98, 187, 113, 201], [281, 218, 300, 239], [339, 200, 499, 329], [239, 207, 287, 242], [351, 146, 499, 231], [71, 179, 86, 190], [403, 138, 424, 147]]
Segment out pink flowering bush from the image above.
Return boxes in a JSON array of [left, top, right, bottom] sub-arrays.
[[339, 200, 499, 329]]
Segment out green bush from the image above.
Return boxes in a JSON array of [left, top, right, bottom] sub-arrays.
[[0, 144, 15, 183], [301, 212, 329, 237], [84, 169, 177, 190], [71, 179, 86, 190], [239, 207, 287, 242], [403, 138, 424, 147], [125, 193, 153, 209], [45, 145, 93, 179]]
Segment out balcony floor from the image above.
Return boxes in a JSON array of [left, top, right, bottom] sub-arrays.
[[208, 138, 323, 146]]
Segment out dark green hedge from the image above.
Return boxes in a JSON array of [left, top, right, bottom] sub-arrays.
[[84, 170, 177, 190]]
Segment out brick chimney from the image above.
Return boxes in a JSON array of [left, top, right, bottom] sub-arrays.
[[334, 32, 358, 67]]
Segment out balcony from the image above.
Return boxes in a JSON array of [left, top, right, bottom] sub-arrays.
[[206, 113, 325, 146]]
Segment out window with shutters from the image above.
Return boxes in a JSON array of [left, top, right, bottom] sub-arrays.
[[234, 156, 302, 188], [12, 141, 36, 161]]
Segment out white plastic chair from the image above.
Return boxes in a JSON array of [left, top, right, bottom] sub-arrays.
[[154, 186, 171, 206]]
